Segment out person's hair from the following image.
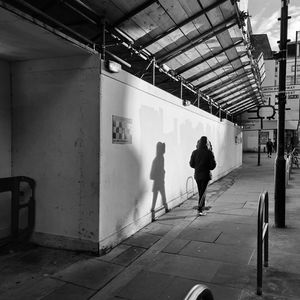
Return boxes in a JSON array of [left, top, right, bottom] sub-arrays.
[[197, 136, 208, 149]]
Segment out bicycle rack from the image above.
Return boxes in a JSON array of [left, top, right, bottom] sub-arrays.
[[0, 176, 36, 240], [184, 284, 214, 300], [186, 176, 195, 200], [257, 191, 269, 296]]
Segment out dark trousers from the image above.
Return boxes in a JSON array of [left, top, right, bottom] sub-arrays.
[[196, 179, 209, 211]]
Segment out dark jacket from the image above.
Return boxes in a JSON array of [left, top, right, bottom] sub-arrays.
[[189, 146, 216, 181]]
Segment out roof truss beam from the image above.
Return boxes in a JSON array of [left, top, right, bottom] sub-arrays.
[[228, 99, 256, 112], [209, 77, 254, 98], [157, 15, 238, 64], [113, 0, 158, 27], [222, 92, 257, 109], [226, 92, 259, 108], [202, 71, 252, 94], [175, 39, 244, 75], [218, 88, 257, 105], [195, 62, 250, 89], [141, 0, 228, 48], [186, 52, 248, 83], [232, 103, 257, 115]]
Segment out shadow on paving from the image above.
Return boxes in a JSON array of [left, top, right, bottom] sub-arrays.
[[1, 153, 300, 300]]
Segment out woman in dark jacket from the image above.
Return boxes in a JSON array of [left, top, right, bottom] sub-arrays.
[[189, 136, 216, 215]]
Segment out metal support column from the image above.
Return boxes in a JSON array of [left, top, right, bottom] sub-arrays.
[[274, 0, 289, 228], [258, 130, 261, 166], [152, 58, 156, 86], [101, 20, 106, 61], [294, 31, 299, 84], [258, 118, 263, 166], [180, 80, 183, 99]]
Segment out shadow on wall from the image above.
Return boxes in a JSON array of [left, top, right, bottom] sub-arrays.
[[150, 142, 169, 221]]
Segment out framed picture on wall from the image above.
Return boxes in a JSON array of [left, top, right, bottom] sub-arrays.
[[112, 115, 132, 144]]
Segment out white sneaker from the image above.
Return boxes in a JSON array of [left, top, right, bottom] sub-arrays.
[[198, 211, 207, 216]]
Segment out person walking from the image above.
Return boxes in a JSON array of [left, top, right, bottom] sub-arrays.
[[189, 136, 216, 216], [266, 139, 273, 158]]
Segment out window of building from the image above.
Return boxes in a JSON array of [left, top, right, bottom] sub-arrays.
[[291, 65, 300, 72], [285, 75, 300, 85]]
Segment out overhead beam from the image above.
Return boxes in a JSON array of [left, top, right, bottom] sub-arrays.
[[157, 15, 238, 64], [229, 94, 261, 109], [141, 0, 228, 48], [226, 99, 254, 112], [229, 99, 256, 113], [212, 81, 254, 100], [232, 103, 257, 115], [218, 88, 257, 106], [113, 0, 158, 27], [175, 39, 244, 75], [223, 92, 258, 109], [60, 0, 100, 25], [186, 52, 248, 83], [201, 70, 252, 94], [195, 62, 250, 89], [2, 0, 95, 46]]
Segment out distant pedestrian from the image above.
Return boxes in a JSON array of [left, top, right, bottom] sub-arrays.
[[189, 136, 216, 216], [266, 139, 273, 158]]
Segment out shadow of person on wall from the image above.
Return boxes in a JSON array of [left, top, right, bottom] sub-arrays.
[[150, 142, 169, 221]]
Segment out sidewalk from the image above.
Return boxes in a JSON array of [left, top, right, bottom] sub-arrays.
[[1, 153, 300, 300]]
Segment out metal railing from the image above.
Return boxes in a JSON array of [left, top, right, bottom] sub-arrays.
[[286, 148, 299, 185], [286, 153, 292, 185], [0, 176, 35, 239], [257, 191, 269, 296], [186, 176, 195, 199], [184, 284, 214, 300]]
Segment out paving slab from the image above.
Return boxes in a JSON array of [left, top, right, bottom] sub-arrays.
[[177, 227, 221, 243], [52, 259, 124, 290], [204, 220, 256, 234], [211, 263, 256, 290], [215, 231, 256, 246], [139, 222, 174, 236], [261, 267, 300, 298], [147, 252, 221, 282], [114, 270, 176, 300], [123, 232, 162, 248], [97, 244, 131, 262], [0, 277, 64, 300], [109, 246, 146, 266], [179, 240, 255, 265], [41, 283, 95, 300], [162, 238, 190, 254], [239, 289, 299, 300]]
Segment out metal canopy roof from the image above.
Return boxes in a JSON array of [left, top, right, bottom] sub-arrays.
[[0, 0, 264, 118]]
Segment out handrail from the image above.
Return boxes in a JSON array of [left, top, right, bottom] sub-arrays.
[[286, 153, 292, 185], [0, 176, 36, 239], [257, 191, 269, 295], [291, 148, 299, 168], [184, 284, 214, 300], [286, 148, 299, 185], [186, 176, 195, 199]]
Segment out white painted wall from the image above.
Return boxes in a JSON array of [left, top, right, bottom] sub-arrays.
[[99, 67, 243, 252], [7, 55, 243, 253], [0, 61, 12, 238], [11, 55, 100, 251]]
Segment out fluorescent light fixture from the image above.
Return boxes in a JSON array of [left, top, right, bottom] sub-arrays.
[[107, 60, 121, 73], [183, 100, 191, 106], [162, 64, 171, 72]]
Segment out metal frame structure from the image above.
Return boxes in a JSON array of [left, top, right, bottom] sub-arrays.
[[0, 0, 265, 120]]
